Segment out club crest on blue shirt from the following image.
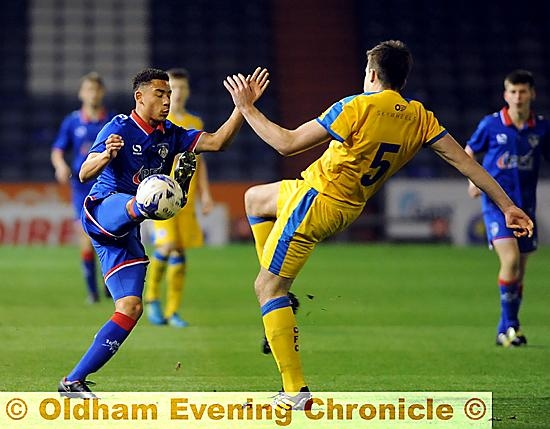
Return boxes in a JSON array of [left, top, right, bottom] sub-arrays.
[[157, 143, 169, 158], [528, 134, 540, 148], [75, 126, 87, 138], [496, 133, 507, 144]]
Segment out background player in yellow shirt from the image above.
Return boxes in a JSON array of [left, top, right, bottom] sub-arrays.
[[224, 40, 534, 409], [145, 68, 214, 327]]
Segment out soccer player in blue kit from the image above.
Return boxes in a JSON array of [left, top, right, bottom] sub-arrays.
[[466, 70, 550, 347], [51, 72, 115, 303], [58, 67, 269, 397]]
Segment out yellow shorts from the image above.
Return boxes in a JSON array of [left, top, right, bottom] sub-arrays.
[[152, 204, 204, 249], [261, 180, 364, 278]]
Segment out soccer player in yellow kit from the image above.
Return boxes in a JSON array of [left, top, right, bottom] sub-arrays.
[[223, 40, 534, 409], [145, 68, 214, 327]]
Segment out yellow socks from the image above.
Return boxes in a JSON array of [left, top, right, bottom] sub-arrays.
[[165, 256, 186, 317], [248, 216, 275, 261], [262, 296, 306, 393], [144, 251, 168, 302]]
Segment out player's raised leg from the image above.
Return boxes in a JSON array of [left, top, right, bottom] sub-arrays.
[[246, 182, 302, 353], [245, 182, 281, 261]]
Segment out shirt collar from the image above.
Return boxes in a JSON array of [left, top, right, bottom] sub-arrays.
[[130, 110, 165, 135], [80, 108, 107, 123], [499, 107, 536, 129]]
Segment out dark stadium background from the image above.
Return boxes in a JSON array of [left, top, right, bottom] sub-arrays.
[[1, 0, 549, 243]]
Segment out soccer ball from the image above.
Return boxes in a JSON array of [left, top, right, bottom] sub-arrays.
[[135, 174, 184, 220]]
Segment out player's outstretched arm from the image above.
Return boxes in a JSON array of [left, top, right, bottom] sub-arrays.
[[224, 71, 330, 156], [79, 134, 124, 182], [195, 68, 270, 153], [431, 133, 533, 238]]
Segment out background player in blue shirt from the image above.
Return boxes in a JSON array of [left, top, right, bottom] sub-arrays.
[[466, 70, 550, 347], [51, 72, 115, 303], [58, 67, 269, 397]]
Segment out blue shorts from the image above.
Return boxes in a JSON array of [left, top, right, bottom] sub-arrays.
[[71, 178, 94, 220], [82, 193, 149, 300], [484, 208, 537, 253]]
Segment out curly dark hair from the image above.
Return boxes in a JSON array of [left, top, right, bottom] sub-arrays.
[[132, 68, 169, 92]]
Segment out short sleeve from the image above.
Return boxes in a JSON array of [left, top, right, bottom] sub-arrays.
[[89, 120, 117, 153], [51, 116, 73, 151], [177, 127, 203, 152], [315, 95, 359, 142], [466, 117, 490, 153], [423, 109, 448, 146]]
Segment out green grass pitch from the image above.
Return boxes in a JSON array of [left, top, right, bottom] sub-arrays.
[[1, 243, 549, 428]]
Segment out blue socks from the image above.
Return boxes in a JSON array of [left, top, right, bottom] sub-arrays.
[[498, 278, 521, 334], [81, 250, 98, 298], [67, 312, 137, 382]]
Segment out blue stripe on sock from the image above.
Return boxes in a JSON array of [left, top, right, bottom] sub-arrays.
[[269, 188, 318, 275], [261, 296, 292, 316], [168, 254, 185, 264], [247, 216, 275, 225], [153, 250, 169, 261]]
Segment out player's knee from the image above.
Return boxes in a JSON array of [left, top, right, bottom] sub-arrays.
[[501, 256, 520, 275], [115, 297, 143, 320], [156, 244, 175, 256], [244, 187, 262, 215], [253, 278, 265, 303]]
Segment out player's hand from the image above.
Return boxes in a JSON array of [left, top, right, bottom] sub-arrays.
[[201, 192, 215, 215], [504, 206, 534, 238], [223, 68, 269, 109], [245, 67, 270, 102], [54, 163, 72, 184], [105, 134, 124, 159], [467, 180, 482, 198]]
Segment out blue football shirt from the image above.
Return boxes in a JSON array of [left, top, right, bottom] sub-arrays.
[[466, 107, 550, 213], [52, 109, 115, 175], [88, 110, 203, 199]]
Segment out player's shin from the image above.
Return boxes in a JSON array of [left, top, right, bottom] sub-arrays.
[[164, 255, 186, 318], [145, 251, 168, 302], [261, 296, 306, 393], [498, 277, 521, 330], [66, 312, 137, 382], [81, 249, 99, 301]]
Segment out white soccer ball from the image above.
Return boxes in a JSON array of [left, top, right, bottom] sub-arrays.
[[135, 174, 184, 220]]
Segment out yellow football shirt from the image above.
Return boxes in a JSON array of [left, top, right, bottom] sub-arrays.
[[304, 90, 447, 206]]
